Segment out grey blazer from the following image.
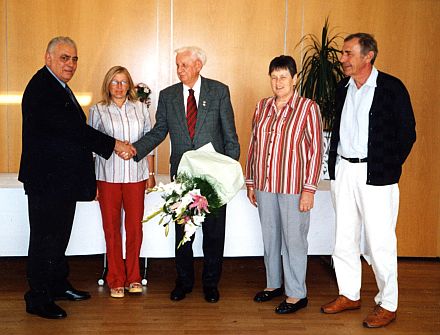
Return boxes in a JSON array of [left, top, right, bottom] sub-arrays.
[[133, 76, 240, 177]]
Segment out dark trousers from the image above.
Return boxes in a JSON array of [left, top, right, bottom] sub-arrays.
[[175, 205, 226, 290], [25, 194, 76, 306]]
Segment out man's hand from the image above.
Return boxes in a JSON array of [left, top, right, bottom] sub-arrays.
[[299, 191, 314, 212], [247, 187, 257, 207], [115, 140, 137, 160]]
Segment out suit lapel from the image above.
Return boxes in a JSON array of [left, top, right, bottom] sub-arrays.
[[66, 86, 86, 121], [43, 67, 86, 122], [171, 83, 189, 136], [195, 76, 209, 139]]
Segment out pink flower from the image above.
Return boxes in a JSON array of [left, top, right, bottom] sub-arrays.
[[189, 194, 210, 214]]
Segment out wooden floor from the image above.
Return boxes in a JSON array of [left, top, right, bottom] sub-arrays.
[[0, 256, 438, 335]]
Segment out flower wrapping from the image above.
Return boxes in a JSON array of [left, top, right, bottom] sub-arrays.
[[143, 143, 244, 247], [177, 143, 244, 205]]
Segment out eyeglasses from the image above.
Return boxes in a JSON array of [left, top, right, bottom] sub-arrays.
[[59, 55, 79, 63], [110, 80, 128, 86]]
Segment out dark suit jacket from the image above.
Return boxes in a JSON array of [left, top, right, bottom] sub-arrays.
[[18, 66, 115, 200], [328, 71, 416, 185], [133, 76, 240, 177]]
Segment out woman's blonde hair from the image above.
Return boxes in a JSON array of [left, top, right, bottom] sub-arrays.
[[100, 66, 137, 105]]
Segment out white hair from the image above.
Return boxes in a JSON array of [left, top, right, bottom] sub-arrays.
[[175, 46, 207, 65], [46, 36, 77, 53]]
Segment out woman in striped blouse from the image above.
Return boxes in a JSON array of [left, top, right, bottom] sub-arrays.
[[88, 66, 155, 298], [245, 55, 322, 314]]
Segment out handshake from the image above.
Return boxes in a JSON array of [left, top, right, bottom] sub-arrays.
[[114, 140, 137, 160]]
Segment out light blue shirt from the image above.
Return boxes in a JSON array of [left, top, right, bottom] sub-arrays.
[[45, 65, 66, 88], [338, 66, 378, 158]]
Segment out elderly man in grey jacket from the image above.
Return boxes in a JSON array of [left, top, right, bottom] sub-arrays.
[[132, 46, 240, 303]]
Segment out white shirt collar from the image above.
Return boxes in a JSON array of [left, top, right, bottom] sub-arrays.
[[183, 75, 201, 93], [110, 98, 130, 109], [346, 66, 378, 88]]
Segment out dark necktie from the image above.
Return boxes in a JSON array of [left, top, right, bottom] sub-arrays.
[[186, 88, 198, 139], [65, 85, 81, 110]]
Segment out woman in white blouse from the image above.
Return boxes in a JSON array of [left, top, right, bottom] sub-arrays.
[[88, 66, 155, 298]]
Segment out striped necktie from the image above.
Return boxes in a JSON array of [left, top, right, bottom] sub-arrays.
[[186, 88, 197, 139]]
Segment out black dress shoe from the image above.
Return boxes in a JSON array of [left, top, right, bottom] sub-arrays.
[[54, 289, 91, 301], [170, 286, 192, 301], [254, 288, 284, 302], [204, 287, 220, 303], [26, 302, 67, 319], [275, 297, 308, 314]]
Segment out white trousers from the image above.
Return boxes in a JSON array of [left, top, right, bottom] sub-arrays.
[[331, 158, 399, 312]]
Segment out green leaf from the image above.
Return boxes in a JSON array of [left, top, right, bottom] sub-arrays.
[[295, 16, 344, 130], [142, 208, 163, 222]]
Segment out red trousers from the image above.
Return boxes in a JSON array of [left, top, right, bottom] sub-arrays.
[[97, 180, 146, 288]]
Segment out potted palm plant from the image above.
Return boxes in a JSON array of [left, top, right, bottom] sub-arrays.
[[296, 17, 344, 131], [296, 17, 345, 178]]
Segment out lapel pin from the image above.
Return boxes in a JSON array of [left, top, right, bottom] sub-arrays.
[[202, 101, 207, 107]]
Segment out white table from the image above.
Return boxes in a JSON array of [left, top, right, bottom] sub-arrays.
[[0, 173, 335, 257]]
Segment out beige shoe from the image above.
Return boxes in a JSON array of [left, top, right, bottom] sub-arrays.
[[128, 282, 143, 294], [110, 287, 125, 298], [363, 305, 396, 328], [321, 295, 361, 314]]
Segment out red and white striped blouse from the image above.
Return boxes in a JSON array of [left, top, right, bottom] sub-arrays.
[[245, 91, 323, 194]]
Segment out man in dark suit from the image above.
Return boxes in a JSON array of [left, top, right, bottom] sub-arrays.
[[131, 46, 240, 303], [19, 36, 135, 319], [320, 33, 416, 328]]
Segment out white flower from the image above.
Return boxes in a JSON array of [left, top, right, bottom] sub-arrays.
[[181, 215, 205, 243], [184, 221, 198, 237], [190, 189, 201, 196], [192, 215, 205, 226], [158, 181, 185, 196], [156, 181, 173, 193], [143, 173, 221, 248], [173, 193, 193, 215]]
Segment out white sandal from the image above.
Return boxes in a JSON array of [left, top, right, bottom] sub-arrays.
[[110, 287, 125, 298], [128, 282, 143, 294]]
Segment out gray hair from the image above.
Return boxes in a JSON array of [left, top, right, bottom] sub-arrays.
[[344, 33, 378, 65], [46, 36, 77, 54], [175, 46, 207, 65]]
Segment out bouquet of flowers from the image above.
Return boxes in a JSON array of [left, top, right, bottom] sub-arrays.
[[135, 83, 152, 107], [143, 143, 244, 248], [142, 173, 222, 248]]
